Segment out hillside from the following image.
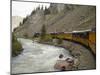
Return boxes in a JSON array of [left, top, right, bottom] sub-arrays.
[[14, 3, 96, 37]]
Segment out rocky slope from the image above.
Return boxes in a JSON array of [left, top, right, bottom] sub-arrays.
[[14, 3, 96, 37]]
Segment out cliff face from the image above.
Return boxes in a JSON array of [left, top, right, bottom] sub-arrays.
[[14, 3, 96, 37]]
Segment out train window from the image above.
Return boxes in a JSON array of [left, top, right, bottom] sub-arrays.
[[73, 32, 89, 39], [92, 28, 96, 32], [73, 33, 79, 37], [80, 32, 89, 39]]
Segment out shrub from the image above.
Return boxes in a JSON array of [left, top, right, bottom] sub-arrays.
[[57, 38, 63, 44], [23, 33, 28, 38], [12, 33, 23, 57]]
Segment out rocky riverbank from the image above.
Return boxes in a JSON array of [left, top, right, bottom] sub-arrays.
[[38, 40, 96, 70]]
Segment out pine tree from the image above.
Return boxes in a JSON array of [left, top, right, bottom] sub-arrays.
[[41, 5, 43, 10], [31, 10, 36, 15], [40, 24, 46, 41], [44, 6, 50, 15]]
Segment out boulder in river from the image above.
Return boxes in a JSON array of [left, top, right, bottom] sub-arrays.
[[54, 59, 74, 71]]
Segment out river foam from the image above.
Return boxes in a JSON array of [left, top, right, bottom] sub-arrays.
[[11, 38, 72, 74]]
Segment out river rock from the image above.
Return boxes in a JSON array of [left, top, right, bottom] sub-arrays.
[[54, 60, 73, 71]]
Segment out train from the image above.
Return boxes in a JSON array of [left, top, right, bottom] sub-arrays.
[[50, 29, 96, 55]]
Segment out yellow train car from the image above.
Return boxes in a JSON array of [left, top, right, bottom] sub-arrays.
[[57, 33, 72, 40], [72, 32, 89, 47], [72, 30, 96, 55], [50, 30, 96, 55], [89, 31, 96, 54]]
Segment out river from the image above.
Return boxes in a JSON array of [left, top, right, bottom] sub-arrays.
[[11, 38, 73, 74]]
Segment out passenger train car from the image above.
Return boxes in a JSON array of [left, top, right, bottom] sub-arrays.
[[51, 29, 96, 55]]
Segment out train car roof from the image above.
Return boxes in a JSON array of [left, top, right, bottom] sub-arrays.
[[64, 29, 92, 34], [72, 29, 92, 33], [49, 29, 95, 34]]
